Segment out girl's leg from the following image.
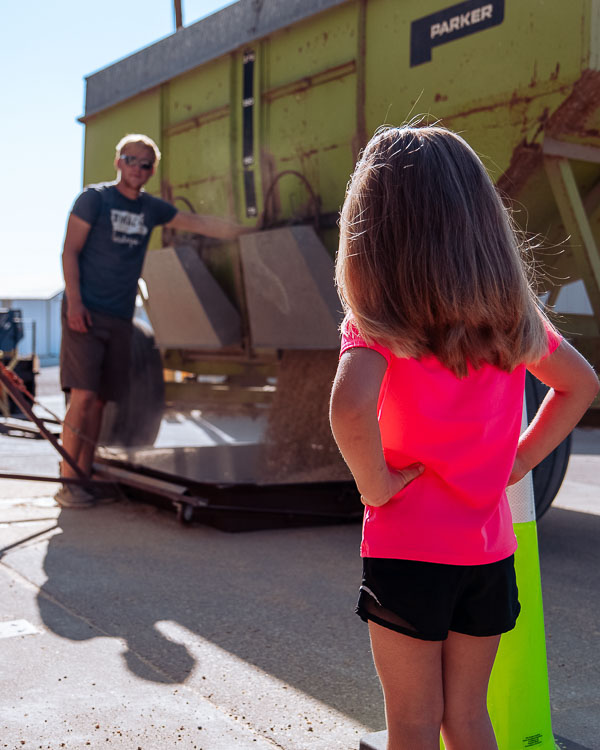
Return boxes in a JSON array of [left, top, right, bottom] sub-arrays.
[[440, 631, 500, 750], [368, 621, 444, 750]]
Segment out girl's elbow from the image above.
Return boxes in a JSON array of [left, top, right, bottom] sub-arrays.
[[587, 371, 600, 402], [562, 369, 600, 409], [580, 363, 600, 401], [329, 391, 371, 433], [329, 392, 352, 432]]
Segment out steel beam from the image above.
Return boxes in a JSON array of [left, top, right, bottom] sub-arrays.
[[544, 155, 600, 324]]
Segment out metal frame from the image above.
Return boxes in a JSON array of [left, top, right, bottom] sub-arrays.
[[543, 137, 600, 326]]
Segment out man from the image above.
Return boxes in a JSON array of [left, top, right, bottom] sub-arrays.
[[56, 133, 248, 508]]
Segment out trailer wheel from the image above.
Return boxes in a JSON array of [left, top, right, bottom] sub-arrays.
[[525, 371, 571, 519], [99, 319, 165, 447], [176, 502, 195, 525]]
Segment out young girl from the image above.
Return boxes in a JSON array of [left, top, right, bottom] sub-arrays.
[[329, 125, 599, 750]]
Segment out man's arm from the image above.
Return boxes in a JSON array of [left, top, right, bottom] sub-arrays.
[[165, 211, 252, 240], [62, 213, 93, 333]]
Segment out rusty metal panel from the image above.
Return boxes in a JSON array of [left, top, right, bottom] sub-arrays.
[[141, 246, 241, 349], [261, 73, 357, 219], [260, 2, 359, 220], [160, 57, 235, 220], [163, 118, 235, 218], [80, 0, 600, 377], [82, 90, 162, 188], [365, 0, 590, 174], [239, 226, 341, 349]]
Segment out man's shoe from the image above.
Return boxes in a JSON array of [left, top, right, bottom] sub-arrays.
[[54, 485, 96, 509], [90, 481, 122, 504]]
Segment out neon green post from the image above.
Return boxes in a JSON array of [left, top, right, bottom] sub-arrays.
[[487, 398, 557, 749], [441, 401, 558, 750], [487, 520, 556, 749]]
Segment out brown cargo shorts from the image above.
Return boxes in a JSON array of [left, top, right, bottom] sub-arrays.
[[60, 300, 133, 402]]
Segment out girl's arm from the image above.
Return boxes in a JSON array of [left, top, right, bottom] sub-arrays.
[[508, 340, 599, 485], [329, 347, 424, 506]]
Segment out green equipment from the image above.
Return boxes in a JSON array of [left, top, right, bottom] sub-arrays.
[[81, 0, 599, 409], [80, 0, 598, 508], [80, 2, 600, 746]]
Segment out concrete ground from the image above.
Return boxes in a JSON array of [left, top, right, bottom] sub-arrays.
[[0, 367, 598, 750]]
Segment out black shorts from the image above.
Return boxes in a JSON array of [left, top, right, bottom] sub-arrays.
[[356, 555, 520, 641], [60, 300, 132, 402]]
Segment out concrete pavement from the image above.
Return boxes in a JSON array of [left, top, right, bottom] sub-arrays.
[[0, 367, 598, 749]]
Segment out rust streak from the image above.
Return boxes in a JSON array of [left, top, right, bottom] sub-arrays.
[[545, 69, 600, 137], [279, 145, 338, 163], [172, 175, 224, 189], [496, 141, 542, 199], [443, 85, 571, 124], [263, 60, 356, 103], [354, 0, 368, 161], [496, 70, 600, 200], [165, 104, 230, 137]]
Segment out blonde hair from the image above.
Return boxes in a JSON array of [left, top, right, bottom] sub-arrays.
[[115, 133, 161, 164], [337, 125, 549, 378]]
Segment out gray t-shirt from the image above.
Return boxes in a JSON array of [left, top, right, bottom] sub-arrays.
[[71, 182, 177, 320]]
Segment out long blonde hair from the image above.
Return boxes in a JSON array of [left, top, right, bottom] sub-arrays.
[[336, 125, 549, 377]]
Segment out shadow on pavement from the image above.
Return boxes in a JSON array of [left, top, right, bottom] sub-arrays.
[[538, 506, 600, 748], [33, 484, 599, 745], [36, 502, 384, 728]]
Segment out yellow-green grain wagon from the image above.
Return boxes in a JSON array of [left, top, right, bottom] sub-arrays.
[[81, 0, 600, 514]]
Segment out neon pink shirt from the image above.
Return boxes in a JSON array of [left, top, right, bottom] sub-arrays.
[[340, 321, 562, 565]]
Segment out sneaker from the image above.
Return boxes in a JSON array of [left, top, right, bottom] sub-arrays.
[[90, 481, 122, 505], [54, 485, 96, 509]]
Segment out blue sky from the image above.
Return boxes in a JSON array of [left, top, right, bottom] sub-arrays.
[[0, 0, 234, 298]]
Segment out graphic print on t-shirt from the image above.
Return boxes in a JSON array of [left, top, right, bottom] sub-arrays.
[[110, 209, 149, 246]]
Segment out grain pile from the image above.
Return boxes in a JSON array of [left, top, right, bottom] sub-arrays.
[[257, 350, 352, 484]]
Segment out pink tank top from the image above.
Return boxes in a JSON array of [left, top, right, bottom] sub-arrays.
[[340, 322, 562, 565]]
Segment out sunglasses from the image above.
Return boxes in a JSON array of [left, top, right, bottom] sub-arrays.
[[119, 154, 154, 170]]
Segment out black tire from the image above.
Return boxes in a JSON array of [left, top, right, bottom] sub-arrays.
[[99, 319, 165, 447], [525, 371, 571, 519]]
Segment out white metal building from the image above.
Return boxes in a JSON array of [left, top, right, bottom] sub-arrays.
[[0, 291, 63, 366]]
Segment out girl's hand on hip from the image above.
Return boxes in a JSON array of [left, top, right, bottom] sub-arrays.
[[507, 453, 529, 486], [360, 463, 425, 507]]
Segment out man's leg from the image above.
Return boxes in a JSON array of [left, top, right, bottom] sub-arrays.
[[76, 396, 105, 477], [440, 631, 500, 750], [61, 388, 104, 478], [368, 620, 444, 750]]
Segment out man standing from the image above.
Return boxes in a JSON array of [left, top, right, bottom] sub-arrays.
[[57, 133, 248, 508]]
